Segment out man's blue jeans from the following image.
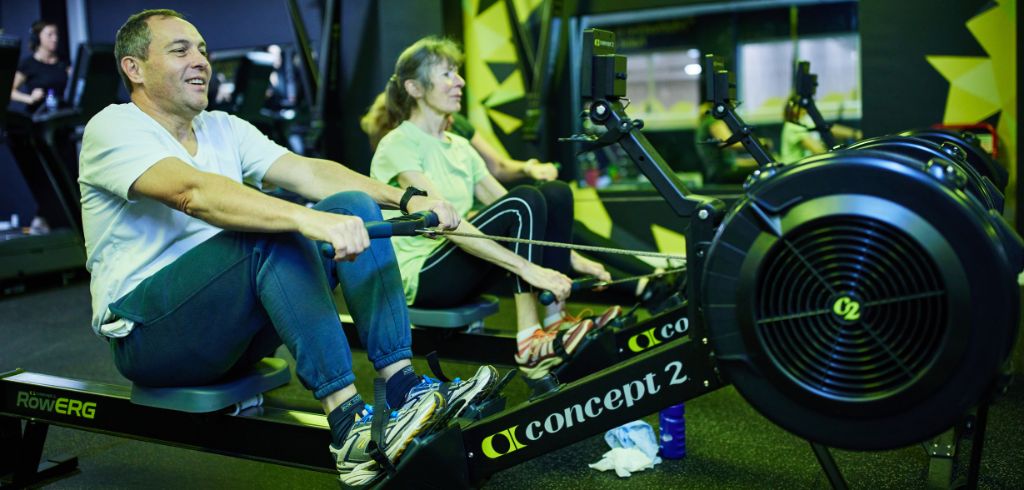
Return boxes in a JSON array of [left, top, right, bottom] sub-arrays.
[[107, 191, 412, 400]]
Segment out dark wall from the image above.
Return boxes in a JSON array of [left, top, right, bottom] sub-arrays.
[[0, 1, 41, 58], [859, 0, 989, 136], [85, 0, 322, 50], [337, 0, 443, 174]]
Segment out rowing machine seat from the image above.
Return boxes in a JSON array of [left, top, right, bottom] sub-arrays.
[[130, 358, 290, 413], [408, 295, 499, 330]]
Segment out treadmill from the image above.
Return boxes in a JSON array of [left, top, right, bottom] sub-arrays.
[[0, 43, 119, 286]]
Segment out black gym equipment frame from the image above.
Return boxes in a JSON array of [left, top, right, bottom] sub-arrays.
[[793, 60, 838, 150], [359, 29, 1013, 488], [0, 369, 336, 488], [340, 298, 691, 372]]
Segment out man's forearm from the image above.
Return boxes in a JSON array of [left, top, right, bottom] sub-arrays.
[[288, 158, 407, 209], [182, 172, 317, 233]]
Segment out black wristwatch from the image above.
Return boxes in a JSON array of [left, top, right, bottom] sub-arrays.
[[399, 186, 428, 215]]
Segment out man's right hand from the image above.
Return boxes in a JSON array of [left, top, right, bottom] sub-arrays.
[[29, 88, 45, 104], [301, 211, 370, 261], [519, 263, 572, 302]]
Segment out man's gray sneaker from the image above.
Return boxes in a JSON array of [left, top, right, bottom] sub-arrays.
[[330, 391, 443, 486], [402, 365, 498, 419]]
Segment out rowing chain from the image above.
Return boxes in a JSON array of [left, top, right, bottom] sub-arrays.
[[415, 228, 688, 263], [588, 266, 688, 288]]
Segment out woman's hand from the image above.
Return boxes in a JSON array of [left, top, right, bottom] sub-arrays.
[[406, 195, 461, 231], [518, 263, 573, 303], [29, 88, 45, 104], [523, 159, 559, 182], [571, 251, 611, 284]]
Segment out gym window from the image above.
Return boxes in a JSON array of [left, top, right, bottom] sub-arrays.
[[737, 33, 861, 124], [624, 48, 703, 130]]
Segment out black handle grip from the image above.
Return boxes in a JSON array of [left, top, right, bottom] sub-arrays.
[[320, 211, 439, 258], [538, 277, 601, 305]]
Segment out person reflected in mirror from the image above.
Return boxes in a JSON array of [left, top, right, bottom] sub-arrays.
[[780, 95, 862, 163], [694, 101, 760, 184]]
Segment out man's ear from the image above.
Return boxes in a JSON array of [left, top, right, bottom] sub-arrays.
[[403, 79, 423, 99], [121, 57, 144, 85]]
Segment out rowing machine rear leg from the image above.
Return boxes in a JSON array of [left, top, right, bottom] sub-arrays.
[[1, 417, 78, 488]]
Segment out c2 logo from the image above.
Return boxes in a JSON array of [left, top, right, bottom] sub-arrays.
[[832, 296, 861, 321]]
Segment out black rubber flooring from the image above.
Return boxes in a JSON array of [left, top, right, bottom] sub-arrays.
[[1, 277, 1022, 489]]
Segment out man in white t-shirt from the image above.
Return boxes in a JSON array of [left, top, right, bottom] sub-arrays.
[[78, 9, 496, 485]]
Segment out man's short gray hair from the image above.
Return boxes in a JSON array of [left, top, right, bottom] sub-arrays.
[[114, 9, 186, 92]]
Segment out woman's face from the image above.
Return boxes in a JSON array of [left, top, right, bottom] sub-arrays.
[[418, 59, 464, 115], [39, 25, 59, 52]]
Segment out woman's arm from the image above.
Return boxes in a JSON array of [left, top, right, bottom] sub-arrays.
[[396, 170, 572, 300], [470, 133, 558, 182], [831, 123, 862, 141], [10, 71, 44, 105], [473, 174, 507, 207], [709, 120, 747, 153], [800, 134, 827, 154]]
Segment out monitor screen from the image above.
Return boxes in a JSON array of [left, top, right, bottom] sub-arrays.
[[66, 43, 120, 117]]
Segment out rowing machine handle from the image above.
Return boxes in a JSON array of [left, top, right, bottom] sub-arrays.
[[538, 277, 601, 305], [320, 211, 439, 258]]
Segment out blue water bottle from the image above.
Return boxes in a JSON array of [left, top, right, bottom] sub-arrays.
[[44, 89, 58, 112], [659, 403, 686, 459]]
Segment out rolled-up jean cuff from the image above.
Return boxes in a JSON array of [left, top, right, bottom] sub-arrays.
[[371, 348, 413, 372], [313, 372, 357, 400]]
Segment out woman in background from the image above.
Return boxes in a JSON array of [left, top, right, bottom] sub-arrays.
[[10, 20, 68, 113]]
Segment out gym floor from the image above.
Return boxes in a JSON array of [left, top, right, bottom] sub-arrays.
[[2, 277, 1022, 489]]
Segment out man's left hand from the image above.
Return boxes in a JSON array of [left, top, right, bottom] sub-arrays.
[[407, 195, 461, 230]]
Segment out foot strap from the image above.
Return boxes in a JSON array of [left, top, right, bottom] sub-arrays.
[[367, 377, 397, 477], [425, 351, 452, 382], [480, 369, 517, 404], [552, 330, 571, 361]]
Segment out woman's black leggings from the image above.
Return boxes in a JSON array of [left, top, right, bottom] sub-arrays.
[[413, 182, 573, 308]]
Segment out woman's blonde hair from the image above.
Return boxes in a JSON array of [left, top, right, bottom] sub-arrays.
[[361, 36, 463, 150]]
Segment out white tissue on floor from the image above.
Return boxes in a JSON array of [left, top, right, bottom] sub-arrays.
[[590, 420, 663, 477], [589, 447, 658, 477]]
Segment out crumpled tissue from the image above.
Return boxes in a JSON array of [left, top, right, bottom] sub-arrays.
[[588, 420, 663, 477]]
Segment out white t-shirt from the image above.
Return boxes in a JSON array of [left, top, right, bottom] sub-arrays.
[[78, 103, 288, 336]]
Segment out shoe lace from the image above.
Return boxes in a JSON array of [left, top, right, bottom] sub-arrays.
[[519, 329, 556, 361], [545, 309, 591, 332], [565, 309, 592, 323], [354, 404, 400, 425], [412, 375, 462, 393]]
